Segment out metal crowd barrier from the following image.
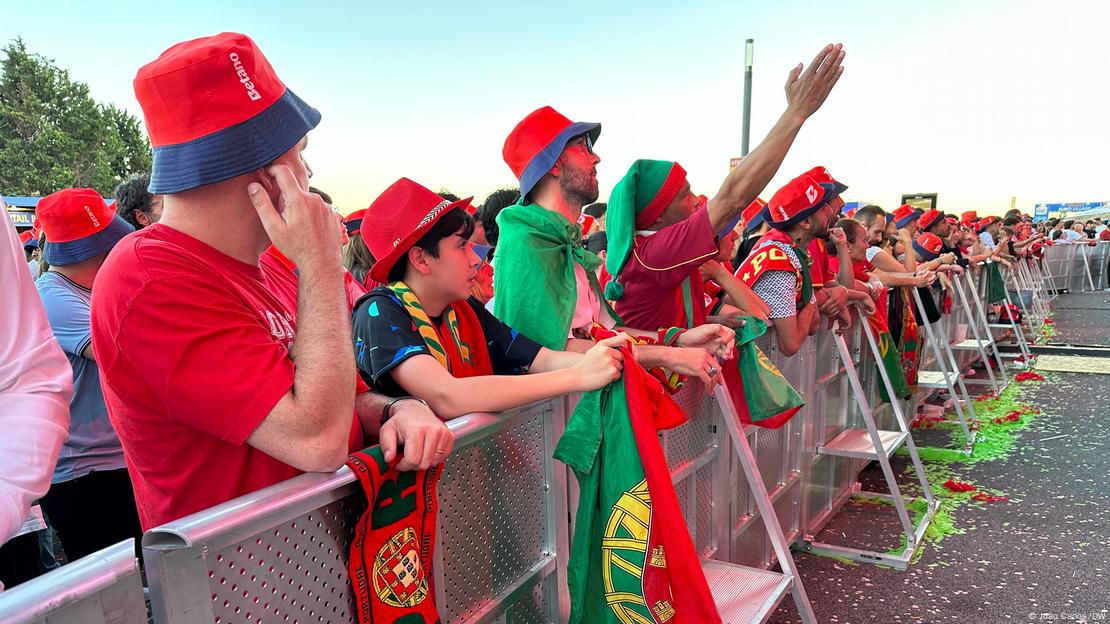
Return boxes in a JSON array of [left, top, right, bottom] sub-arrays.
[[1042, 241, 1109, 292], [1, 275, 1029, 623], [0, 539, 146, 624]]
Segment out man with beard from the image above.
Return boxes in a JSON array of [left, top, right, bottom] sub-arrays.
[[494, 106, 734, 387], [734, 173, 833, 356], [801, 166, 852, 328], [601, 44, 846, 335]]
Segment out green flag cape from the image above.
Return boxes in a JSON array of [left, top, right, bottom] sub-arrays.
[[493, 201, 621, 350], [867, 312, 912, 402], [555, 344, 720, 624], [721, 316, 806, 429], [985, 261, 1006, 304]]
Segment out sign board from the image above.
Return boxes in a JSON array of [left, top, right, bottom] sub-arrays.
[[1035, 201, 1108, 220], [900, 193, 937, 211], [7, 209, 34, 227], [1032, 204, 1049, 223]]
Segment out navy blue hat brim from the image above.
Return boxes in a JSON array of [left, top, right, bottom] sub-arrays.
[[43, 215, 134, 265], [744, 206, 768, 234], [519, 121, 601, 201], [912, 239, 939, 261], [149, 89, 321, 195], [895, 211, 922, 229], [718, 213, 742, 238], [345, 219, 363, 235], [767, 184, 835, 230], [23, 239, 38, 250], [831, 181, 849, 196]]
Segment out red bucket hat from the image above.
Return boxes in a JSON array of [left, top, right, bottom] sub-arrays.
[[960, 210, 979, 228], [134, 32, 321, 194], [765, 174, 832, 230], [362, 178, 473, 283], [344, 208, 366, 235], [804, 166, 848, 198], [913, 232, 944, 260], [918, 209, 943, 231], [36, 188, 135, 265], [892, 204, 922, 229], [503, 106, 600, 201], [741, 197, 768, 234], [976, 215, 1000, 232]]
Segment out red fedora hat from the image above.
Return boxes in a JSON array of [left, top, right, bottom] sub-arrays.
[[362, 178, 473, 283]]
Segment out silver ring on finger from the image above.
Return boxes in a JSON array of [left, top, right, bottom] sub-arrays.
[[708, 366, 719, 377]]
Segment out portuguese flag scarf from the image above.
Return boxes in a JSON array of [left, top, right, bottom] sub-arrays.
[[493, 200, 621, 350], [895, 286, 920, 391], [555, 344, 720, 624], [388, 282, 493, 377], [985, 261, 1007, 304], [868, 312, 912, 402], [347, 446, 443, 624], [721, 316, 806, 429]]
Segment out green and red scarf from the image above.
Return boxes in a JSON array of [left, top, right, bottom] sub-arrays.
[[868, 312, 912, 402], [555, 344, 720, 624], [896, 286, 920, 391], [721, 316, 806, 429], [347, 447, 443, 624], [388, 281, 493, 377]]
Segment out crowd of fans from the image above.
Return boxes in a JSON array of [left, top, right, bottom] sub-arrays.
[[0, 31, 1102, 593]]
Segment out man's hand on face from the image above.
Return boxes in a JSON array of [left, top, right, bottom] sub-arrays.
[[248, 164, 345, 272], [784, 43, 846, 121], [379, 400, 454, 471]]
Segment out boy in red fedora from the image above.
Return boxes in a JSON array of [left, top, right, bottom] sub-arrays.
[[734, 173, 833, 355], [91, 33, 449, 530], [352, 178, 627, 416], [494, 105, 733, 387], [33, 187, 143, 560]]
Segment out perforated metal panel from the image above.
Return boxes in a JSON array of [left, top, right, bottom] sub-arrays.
[[208, 498, 359, 624], [773, 480, 800, 543], [753, 427, 785, 487], [806, 455, 833, 529], [694, 463, 717, 555], [731, 515, 769, 569], [438, 414, 552, 622]]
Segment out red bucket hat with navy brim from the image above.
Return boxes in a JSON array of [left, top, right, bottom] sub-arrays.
[[913, 232, 944, 261], [765, 173, 834, 230], [37, 188, 135, 265], [134, 32, 321, 195], [503, 106, 600, 201]]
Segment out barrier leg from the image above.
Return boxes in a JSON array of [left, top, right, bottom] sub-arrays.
[[913, 288, 976, 452]]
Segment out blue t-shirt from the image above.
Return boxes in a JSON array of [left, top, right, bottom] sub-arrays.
[[36, 271, 126, 483]]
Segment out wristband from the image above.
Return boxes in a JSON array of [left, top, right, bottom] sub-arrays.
[[657, 327, 686, 347], [382, 396, 430, 428]]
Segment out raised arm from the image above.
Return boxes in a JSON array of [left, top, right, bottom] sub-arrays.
[[706, 44, 846, 232]]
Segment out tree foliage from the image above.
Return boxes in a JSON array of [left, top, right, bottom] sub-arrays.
[[0, 38, 151, 196]]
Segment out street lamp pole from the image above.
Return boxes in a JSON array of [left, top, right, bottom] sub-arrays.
[[741, 39, 754, 156]]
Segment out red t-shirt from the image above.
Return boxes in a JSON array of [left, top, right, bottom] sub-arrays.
[[807, 238, 831, 288], [92, 225, 362, 529], [613, 206, 718, 331]]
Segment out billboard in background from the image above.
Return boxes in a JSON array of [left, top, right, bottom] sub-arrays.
[[1034, 201, 1108, 221], [1033, 204, 1049, 223], [900, 193, 937, 210]]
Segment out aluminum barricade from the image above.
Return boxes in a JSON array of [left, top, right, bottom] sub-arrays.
[[0, 539, 146, 624], [142, 398, 570, 624]]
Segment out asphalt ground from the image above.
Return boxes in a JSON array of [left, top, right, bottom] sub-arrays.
[[767, 294, 1110, 624]]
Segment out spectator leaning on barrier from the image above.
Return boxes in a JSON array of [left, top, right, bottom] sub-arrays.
[[33, 188, 143, 562], [601, 46, 845, 336], [734, 173, 831, 356], [91, 32, 450, 530], [493, 105, 732, 387], [352, 177, 627, 418], [802, 166, 853, 327], [0, 217, 72, 586], [113, 173, 163, 230]]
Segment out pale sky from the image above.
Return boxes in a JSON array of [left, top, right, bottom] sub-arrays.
[[2, 0, 1107, 216]]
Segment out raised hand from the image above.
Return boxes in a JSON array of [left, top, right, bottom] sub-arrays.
[[827, 226, 848, 248], [784, 43, 846, 121]]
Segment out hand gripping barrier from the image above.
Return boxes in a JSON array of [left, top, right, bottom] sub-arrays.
[[0, 539, 146, 624]]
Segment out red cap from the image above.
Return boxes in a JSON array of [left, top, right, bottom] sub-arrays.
[[803, 165, 848, 196], [977, 216, 1000, 232], [918, 209, 942, 231], [960, 210, 978, 227], [945, 216, 959, 226], [362, 178, 473, 283], [18, 230, 34, 245], [765, 174, 829, 229]]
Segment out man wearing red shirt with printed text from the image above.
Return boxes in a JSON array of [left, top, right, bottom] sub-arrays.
[[91, 33, 450, 530]]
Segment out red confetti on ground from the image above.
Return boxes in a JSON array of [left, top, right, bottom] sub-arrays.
[[971, 492, 1008, 503], [1044, 319, 1054, 324], [1020, 404, 1040, 414], [943, 479, 976, 493], [976, 393, 999, 401], [1015, 371, 1045, 382]]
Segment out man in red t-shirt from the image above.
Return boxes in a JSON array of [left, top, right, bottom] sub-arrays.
[[91, 33, 451, 530]]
